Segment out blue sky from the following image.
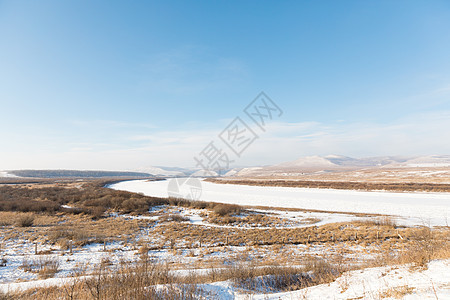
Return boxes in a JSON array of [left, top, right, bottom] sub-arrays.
[[1, 0, 450, 170]]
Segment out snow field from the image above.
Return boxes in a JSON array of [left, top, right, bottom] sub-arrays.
[[110, 179, 450, 227]]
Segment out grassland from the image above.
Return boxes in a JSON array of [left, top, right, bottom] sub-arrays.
[[0, 178, 449, 299]]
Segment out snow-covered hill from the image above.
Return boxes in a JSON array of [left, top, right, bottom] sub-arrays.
[[387, 155, 450, 168], [275, 155, 338, 170], [0, 171, 18, 178], [134, 166, 187, 177], [233, 155, 446, 177]]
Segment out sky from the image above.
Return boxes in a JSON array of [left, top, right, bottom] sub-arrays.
[[1, 0, 450, 170]]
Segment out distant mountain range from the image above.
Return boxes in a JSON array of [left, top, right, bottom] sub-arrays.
[[2, 155, 449, 179], [226, 155, 450, 177]]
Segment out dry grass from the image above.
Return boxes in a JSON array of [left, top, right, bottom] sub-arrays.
[[16, 214, 35, 227], [158, 214, 189, 223], [0, 214, 449, 299], [0, 212, 35, 227], [379, 285, 415, 299], [8, 259, 206, 300], [371, 226, 450, 269], [20, 256, 60, 279], [0, 211, 154, 249], [1, 180, 449, 299], [151, 220, 413, 249], [206, 212, 307, 227], [4, 255, 346, 299], [223, 257, 343, 293], [213, 204, 242, 216]]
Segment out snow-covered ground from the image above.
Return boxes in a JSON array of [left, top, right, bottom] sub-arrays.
[[2, 256, 449, 299], [122, 205, 362, 229], [110, 179, 450, 227], [203, 259, 450, 299], [0, 241, 137, 286], [0, 205, 371, 287]]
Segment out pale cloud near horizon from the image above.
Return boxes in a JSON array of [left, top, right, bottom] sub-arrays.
[[1, 110, 449, 170]]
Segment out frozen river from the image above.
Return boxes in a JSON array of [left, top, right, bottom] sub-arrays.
[[109, 178, 450, 227]]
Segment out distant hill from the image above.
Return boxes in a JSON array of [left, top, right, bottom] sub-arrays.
[[385, 155, 450, 168], [134, 166, 192, 177], [7, 170, 154, 178], [231, 155, 449, 177]]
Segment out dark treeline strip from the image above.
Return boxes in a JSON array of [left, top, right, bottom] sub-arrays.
[[206, 179, 450, 192], [7, 170, 155, 178], [0, 178, 59, 185]]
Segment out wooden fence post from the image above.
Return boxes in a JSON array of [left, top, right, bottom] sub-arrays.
[[34, 243, 38, 255]]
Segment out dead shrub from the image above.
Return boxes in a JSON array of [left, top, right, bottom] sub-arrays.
[[376, 227, 450, 268], [0, 291, 13, 300], [358, 216, 397, 228], [88, 206, 105, 219], [198, 258, 342, 293], [81, 259, 203, 300], [398, 227, 441, 267], [16, 214, 35, 227], [49, 227, 91, 247], [20, 256, 60, 279], [0, 212, 15, 226], [213, 204, 242, 216], [159, 214, 189, 223], [379, 285, 415, 298], [121, 198, 149, 213], [303, 257, 343, 284], [230, 264, 312, 292]]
